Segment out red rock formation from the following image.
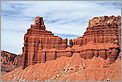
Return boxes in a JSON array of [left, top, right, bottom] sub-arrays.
[[22, 16, 68, 68], [21, 16, 121, 69], [72, 16, 120, 45], [1, 50, 22, 75], [71, 15, 121, 63], [2, 15, 121, 81], [2, 54, 121, 81]]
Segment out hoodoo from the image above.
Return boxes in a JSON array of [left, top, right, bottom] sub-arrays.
[[21, 16, 121, 69]]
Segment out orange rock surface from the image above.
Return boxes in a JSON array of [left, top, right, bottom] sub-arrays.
[[21, 16, 121, 69], [2, 15, 121, 81], [21, 16, 68, 68], [2, 53, 120, 81]]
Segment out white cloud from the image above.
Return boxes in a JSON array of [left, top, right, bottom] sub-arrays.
[[1, 1, 121, 54]]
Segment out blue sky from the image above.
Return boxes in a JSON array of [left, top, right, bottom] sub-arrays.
[[1, 1, 121, 54]]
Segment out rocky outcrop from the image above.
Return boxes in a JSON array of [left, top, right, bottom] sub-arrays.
[[72, 15, 121, 45], [1, 50, 22, 75], [21, 16, 68, 68], [2, 54, 121, 81], [1, 15, 121, 81], [21, 16, 121, 69], [71, 16, 121, 64]]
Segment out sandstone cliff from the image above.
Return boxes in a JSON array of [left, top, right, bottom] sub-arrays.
[[2, 15, 121, 81], [72, 16, 121, 64], [1, 50, 22, 75], [21, 16, 121, 69], [21, 16, 68, 68]]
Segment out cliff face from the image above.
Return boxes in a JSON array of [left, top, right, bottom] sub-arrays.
[[21, 16, 121, 69], [72, 16, 121, 63], [2, 15, 121, 81], [21, 16, 68, 68], [73, 16, 120, 45], [1, 50, 22, 74]]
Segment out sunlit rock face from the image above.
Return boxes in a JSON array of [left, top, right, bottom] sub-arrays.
[[72, 15, 121, 45], [1, 15, 121, 81], [21, 16, 68, 68], [21, 16, 121, 69], [71, 16, 121, 63]]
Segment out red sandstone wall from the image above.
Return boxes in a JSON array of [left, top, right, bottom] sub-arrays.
[[21, 16, 121, 69], [72, 16, 121, 46], [21, 16, 68, 68]]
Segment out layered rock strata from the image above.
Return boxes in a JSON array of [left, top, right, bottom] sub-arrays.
[[72, 16, 121, 63], [22, 16, 68, 68], [21, 16, 121, 69]]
